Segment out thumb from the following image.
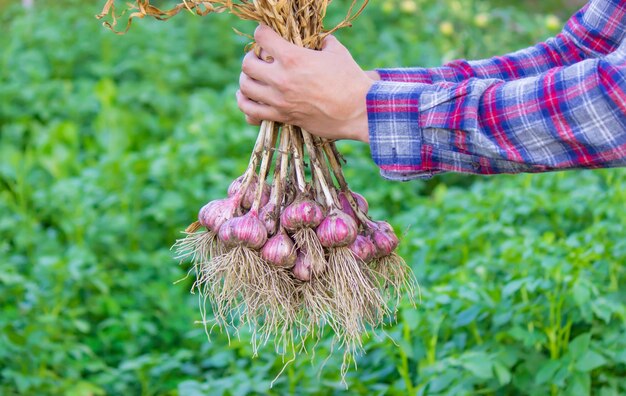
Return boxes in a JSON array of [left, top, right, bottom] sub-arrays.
[[254, 24, 293, 59], [321, 34, 347, 53]]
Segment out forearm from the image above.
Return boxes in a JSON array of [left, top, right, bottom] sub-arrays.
[[367, 51, 626, 180]]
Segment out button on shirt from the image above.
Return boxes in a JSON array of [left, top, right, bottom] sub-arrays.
[[367, 0, 626, 180]]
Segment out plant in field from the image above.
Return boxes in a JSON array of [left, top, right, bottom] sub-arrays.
[[97, 0, 418, 381]]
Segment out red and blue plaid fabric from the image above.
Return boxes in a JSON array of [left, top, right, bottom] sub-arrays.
[[367, 0, 626, 180]]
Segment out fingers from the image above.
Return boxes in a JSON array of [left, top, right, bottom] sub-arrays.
[[241, 50, 274, 83], [254, 25, 294, 60], [257, 48, 274, 63], [239, 72, 274, 105], [236, 90, 285, 125]]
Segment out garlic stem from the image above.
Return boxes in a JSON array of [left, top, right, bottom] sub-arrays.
[[261, 123, 278, 181], [313, 137, 339, 204], [271, 128, 285, 208], [252, 121, 276, 212], [322, 141, 370, 224], [290, 126, 307, 192], [267, 126, 291, 234], [301, 129, 334, 208], [238, 120, 269, 204], [244, 121, 267, 178]]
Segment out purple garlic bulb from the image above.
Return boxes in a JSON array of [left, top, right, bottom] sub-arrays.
[[259, 201, 278, 236], [228, 175, 270, 210], [227, 175, 245, 197], [248, 183, 271, 210], [348, 234, 377, 263], [316, 209, 358, 248], [218, 212, 268, 250], [338, 191, 369, 221], [374, 220, 394, 234], [368, 220, 399, 258], [292, 251, 312, 281], [281, 198, 324, 232], [198, 197, 239, 232], [261, 231, 296, 268]]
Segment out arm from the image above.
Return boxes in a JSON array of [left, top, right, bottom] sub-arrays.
[[237, 24, 626, 180], [368, 48, 626, 180], [377, 0, 626, 84]]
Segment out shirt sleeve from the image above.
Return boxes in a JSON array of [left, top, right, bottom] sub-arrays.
[[376, 0, 626, 84], [366, 46, 626, 181]]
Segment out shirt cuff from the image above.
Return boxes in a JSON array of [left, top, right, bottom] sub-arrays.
[[376, 68, 434, 84], [366, 80, 437, 181]]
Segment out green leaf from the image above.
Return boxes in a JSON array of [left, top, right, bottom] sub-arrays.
[[535, 360, 560, 385], [566, 371, 591, 396], [493, 362, 511, 386], [66, 381, 106, 396], [461, 353, 493, 380], [73, 319, 91, 333], [591, 299, 617, 323], [568, 333, 591, 361], [0, 272, 25, 285], [572, 281, 591, 307], [615, 350, 626, 364], [454, 306, 481, 327], [402, 308, 420, 331], [599, 387, 620, 396], [574, 350, 606, 372], [502, 279, 525, 298], [428, 370, 457, 393]]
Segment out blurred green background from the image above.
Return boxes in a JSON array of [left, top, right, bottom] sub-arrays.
[[1, 0, 624, 395]]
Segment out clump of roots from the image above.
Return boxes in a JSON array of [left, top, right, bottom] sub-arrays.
[[293, 278, 336, 347], [373, 252, 420, 312], [174, 229, 223, 263], [198, 246, 297, 355], [322, 248, 389, 368], [173, 223, 224, 288]]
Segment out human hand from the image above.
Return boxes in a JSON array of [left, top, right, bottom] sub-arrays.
[[237, 25, 373, 143], [365, 70, 381, 81]]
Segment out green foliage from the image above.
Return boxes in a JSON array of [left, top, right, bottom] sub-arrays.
[[1, 1, 624, 395]]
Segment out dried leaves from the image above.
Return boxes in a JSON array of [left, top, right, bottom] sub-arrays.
[[96, 0, 368, 49]]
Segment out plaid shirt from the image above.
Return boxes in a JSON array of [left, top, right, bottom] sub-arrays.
[[367, 0, 626, 180]]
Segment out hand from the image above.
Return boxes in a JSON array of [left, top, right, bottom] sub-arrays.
[[365, 70, 381, 81], [237, 25, 374, 143]]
